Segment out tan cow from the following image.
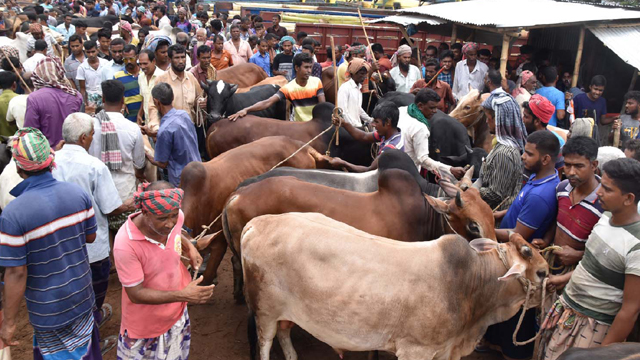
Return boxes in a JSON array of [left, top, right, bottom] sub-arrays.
[[235, 75, 288, 94], [242, 213, 549, 360], [449, 89, 493, 153]]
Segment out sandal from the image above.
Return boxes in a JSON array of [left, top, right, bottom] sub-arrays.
[[100, 335, 118, 356], [98, 304, 113, 329]]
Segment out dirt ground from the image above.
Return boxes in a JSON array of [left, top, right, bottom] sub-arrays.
[[9, 253, 503, 360]]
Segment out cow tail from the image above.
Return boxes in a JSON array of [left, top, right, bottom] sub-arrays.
[[247, 309, 258, 360], [221, 206, 239, 259]]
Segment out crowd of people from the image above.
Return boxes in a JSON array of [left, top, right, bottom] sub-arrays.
[[0, 1, 639, 360]]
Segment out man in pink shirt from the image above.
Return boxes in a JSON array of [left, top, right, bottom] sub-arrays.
[[223, 24, 253, 65], [114, 181, 215, 359]]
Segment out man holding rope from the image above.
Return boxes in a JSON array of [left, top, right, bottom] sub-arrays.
[[337, 58, 372, 127]]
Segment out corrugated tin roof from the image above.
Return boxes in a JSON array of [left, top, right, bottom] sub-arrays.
[[400, 0, 640, 28], [368, 14, 444, 26], [589, 26, 640, 71]]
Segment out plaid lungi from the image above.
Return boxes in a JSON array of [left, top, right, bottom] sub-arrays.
[[117, 307, 190, 360]]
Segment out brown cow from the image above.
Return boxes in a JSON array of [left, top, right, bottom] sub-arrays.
[[223, 168, 495, 302], [181, 136, 329, 285], [216, 63, 267, 88], [242, 214, 549, 360], [206, 102, 373, 166], [235, 75, 288, 94]]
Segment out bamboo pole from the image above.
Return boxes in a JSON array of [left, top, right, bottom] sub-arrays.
[[330, 35, 339, 145], [356, 8, 382, 81], [450, 24, 457, 45], [572, 27, 585, 88], [499, 33, 510, 81]]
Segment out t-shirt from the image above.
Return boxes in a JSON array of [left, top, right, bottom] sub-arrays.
[[277, 77, 324, 122], [501, 171, 560, 241], [0, 172, 97, 330], [114, 211, 191, 339], [563, 216, 640, 324], [536, 86, 565, 127], [619, 114, 640, 143], [272, 53, 294, 81], [555, 178, 603, 243], [573, 92, 607, 124], [114, 70, 143, 122], [373, 131, 403, 155], [154, 108, 202, 186]]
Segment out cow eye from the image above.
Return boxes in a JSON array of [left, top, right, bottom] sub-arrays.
[[536, 270, 548, 279], [464, 105, 471, 110], [467, 222, 480, 235]]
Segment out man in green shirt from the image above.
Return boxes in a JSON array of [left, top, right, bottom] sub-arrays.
[[0, 72, 19, 136]]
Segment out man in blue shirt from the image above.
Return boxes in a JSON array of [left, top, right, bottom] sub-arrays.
[[484, 130, 561, 360], [0, 128, 102, 360], [573, 75, 607, 125], [249, 38, 271, 76], [145, 83, 201, 186], [536, 66, 566, 128]]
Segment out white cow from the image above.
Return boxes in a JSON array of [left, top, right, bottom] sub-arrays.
[[241, 213, 549, 360], [0, 160, 21, 209]]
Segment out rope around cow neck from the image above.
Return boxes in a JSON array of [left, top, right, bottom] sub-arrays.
[[496, 245, 549, 346]]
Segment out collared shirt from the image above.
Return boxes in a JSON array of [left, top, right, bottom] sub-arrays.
[[452, 59, 489, 99], [138, 66, 165, 124], [155, 108, 201, 186], [53, 144, 122, 263], [373, 130, 403, 155], [409, 79, 456, 113], [210, 50, 233, 70], [189, 62, 217, 85], [54, 23, 75, 43], [27, 33, 58, 56], [438, 70, 452, 88], [266, 25, 287, 38], [77, 58, 110, 106], [390, 64, 422, 93], [555, 178, 603, 243], [100, 60, 125, 82], [24, 87, 83, 147], [89, 112, 146, 201], [158, 15, 171, 29], [501, 171, 561, 241], [337, 79, 371, 126], [249, 52, 271, 76], [0, 172, 97, 330], [150, 68, 202, 128], [223, 39, 253, 65], [562, 215, 640, 325], [114, 210, 191, 338], [6, 94, 27, 130], [22, 52, 46, 73], [114, 69, 143, 122], [277, 77, 324, 122], [64, 53, 84, 88], [0, 89, 19, 136]]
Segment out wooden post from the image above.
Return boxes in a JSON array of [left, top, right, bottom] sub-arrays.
[[330, 35, 338, 102], [450, 24, 457, 45], [499, 33, 510, 80], [572, 27, 585, 88]]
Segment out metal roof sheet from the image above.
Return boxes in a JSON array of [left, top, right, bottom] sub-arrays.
[[589, 26, 640, 71], [400, 0, 640, 28], [368, 14, 444, 26]]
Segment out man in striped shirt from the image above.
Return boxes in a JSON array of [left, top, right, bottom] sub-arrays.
[[539, 158, 640, 360], [0, 128, 101, 360], [113, 45, 143, 122]]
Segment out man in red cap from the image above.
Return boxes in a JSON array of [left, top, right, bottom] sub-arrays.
[[523, 94, 566, 148]]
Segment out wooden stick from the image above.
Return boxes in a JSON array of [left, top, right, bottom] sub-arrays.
[[0, 47, 31, 93], [329, 35, 339, 146], [425, 66, 445, 88], [572, 27, 585, 88], [357, 8, 382, 81]]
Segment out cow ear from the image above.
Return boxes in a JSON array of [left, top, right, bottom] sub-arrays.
[[437, 179, 458, 198], [229, 83, 238, 94], [425, 194, 450, 214], [200, 81, 209, 93], [459, 166, 474, 191], [498, 263, 526, 281], [476, 91, 482, 100], [470, 238, 498, 252]]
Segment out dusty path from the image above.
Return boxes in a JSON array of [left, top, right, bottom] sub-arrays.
[[9, 253, 503, 360]]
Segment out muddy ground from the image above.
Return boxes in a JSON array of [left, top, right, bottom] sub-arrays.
[[9, 253, 502, 360]]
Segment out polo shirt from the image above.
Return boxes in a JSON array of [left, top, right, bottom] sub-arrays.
[[277, 77, 324, 122], [64, 53, 84, 88], [373, 131, 403, 155], [155, 108, 201, 186], [555, 178, 603, 243], [114, 69, 143, 122], [114, 211, 191, 339], [0, 172, 97, 330], [249, 52, 271, 76], [501, 171, 560, 241]]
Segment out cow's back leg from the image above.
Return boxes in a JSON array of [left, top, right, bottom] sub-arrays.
[[276, 326, 297, 360], [202, 235, 227, 285], [256, 316, 278, 360]]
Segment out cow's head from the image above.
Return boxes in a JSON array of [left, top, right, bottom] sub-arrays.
[[201, 80, 238, 123], [425, 186, 496, 241], [441, 146, 488, 179], [0, 136, 12, 175], [470, 233, 549, 309], [449, 89, 488, 128]]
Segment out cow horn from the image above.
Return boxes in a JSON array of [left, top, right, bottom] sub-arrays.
[[520, 245, 533, 260], [455, 191, 464, 208], [200, 80, 209, 93]]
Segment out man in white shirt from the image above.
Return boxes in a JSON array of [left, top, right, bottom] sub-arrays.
[[137, 49, 165, 126], [77, 40, 110, 112], [54, 13, 75, 45], [390, 45, 421, 93], [53, 113, 134, 327], [398, 88, 466, 180], [337, 58, 372, 127], [155, 5, 171, 29], [26, 22, 60, 57], [22, 40, 47, 73], [452, 42, 489, 100], [88, 80, 146, 230]]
